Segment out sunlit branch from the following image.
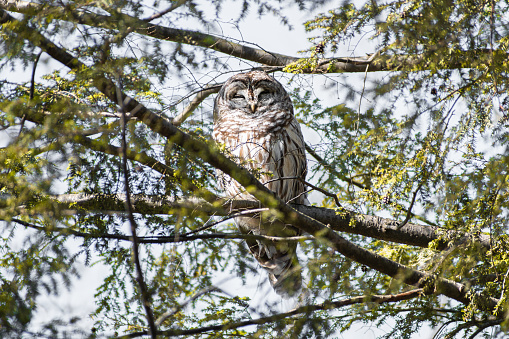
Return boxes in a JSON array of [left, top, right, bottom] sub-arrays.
[[171, 86, 221, 126], [35, 193, 492, 251], [2, 2, 506, 74], [118, 289, 425, 338]]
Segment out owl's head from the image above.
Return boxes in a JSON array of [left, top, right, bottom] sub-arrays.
[[213, 71, 293, 121]]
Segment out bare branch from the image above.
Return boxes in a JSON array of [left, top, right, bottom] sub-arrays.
[[397, 180, 425, 229], [142, 0, 188, 22], [117, 289, 425, 338], [172, 86, 221, 126], [8, 217, 313, 244], [23, 193, 491, 251]]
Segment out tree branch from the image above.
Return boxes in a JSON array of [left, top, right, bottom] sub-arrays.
[[305, 143, 437, 227], [23, 193, 491, 251], [171, 86, 221, 126], [8, 217, 313, 244], [117, 289, 425, 338], [142, 0, 188, 22], [2, 2, 506, 74], [117, 78, 157, 338], [73, 135, 173, 177]]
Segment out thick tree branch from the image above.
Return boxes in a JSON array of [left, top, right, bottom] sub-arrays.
[[41, 194, 490, 251], [2, 9, 498, 312], [2, 2, 506, 74]]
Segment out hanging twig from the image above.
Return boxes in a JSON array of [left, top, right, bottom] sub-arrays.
[[18, 50, 42, 137], [396, 180, 424, 229], [116, 75, 157, 339], [29, 51, 42, 100]]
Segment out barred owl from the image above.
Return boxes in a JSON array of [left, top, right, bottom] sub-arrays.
[[212, 71, 308, 297]]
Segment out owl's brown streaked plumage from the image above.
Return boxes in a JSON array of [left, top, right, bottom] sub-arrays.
[[212, 71, 308, 297]]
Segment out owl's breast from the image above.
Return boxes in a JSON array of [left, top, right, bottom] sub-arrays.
[[212, 108, 307, 203]]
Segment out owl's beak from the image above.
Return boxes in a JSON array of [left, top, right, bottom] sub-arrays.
[[249, 102, 257, 113]]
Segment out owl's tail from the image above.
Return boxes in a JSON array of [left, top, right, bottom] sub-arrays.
[[266, 255, 302, 298], [250, 242, 303, 298]]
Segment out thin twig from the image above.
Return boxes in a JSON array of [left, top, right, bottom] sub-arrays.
[[180, 207, 268, 236], [305, 143, 437, 226], [116, 76, 157, 338], [396, 180, 424, 229], [29, 51, 42, 100], [18, 50, 42, 137], [358, 57, 370, 119], [155, 286, 220, 326], [9, 217, 312, 244], [262, 175, 342, 208], [304, 143, 365, 189], [142, 0, 188, 22], [167, 84, 223, 112]]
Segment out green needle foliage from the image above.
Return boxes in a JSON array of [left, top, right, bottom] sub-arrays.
[[0, 0, 509, 338]]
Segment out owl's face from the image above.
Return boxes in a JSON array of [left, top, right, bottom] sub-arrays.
[[213, 71, 293, 120]]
